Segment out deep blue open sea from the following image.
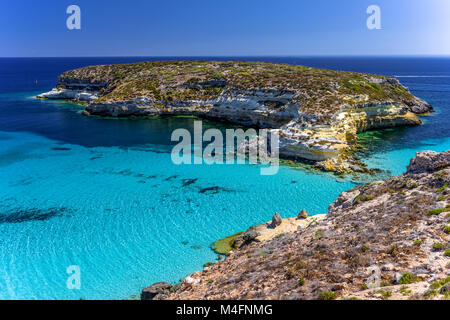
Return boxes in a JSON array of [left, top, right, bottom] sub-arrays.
[[0, 56, 449, 300]]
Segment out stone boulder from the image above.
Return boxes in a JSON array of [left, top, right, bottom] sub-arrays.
[[406, 150, 450, 174], [241, 229, 260, 244], [233, 228, 260, 249], [183, 275, 200, 288], [297, 209, 308, 219], [328, 189, 361, 216], [268, 212, 282, 229], [141, 282, 172, 300]]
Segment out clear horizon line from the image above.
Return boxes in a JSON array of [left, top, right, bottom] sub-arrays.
[[1, 54, 450, 59]]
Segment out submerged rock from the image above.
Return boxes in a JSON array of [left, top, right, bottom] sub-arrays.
[[0, 207, 72, 224]]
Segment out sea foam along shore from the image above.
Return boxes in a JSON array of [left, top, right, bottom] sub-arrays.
[[37, 60, 433, 174], [142, 150, 450, 300]]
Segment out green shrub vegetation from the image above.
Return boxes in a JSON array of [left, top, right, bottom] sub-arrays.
[[376, 289, 392, 298], [428, 208, 450, 216], [380, 281, 390, 287], [400, 286, 411, 295], [318, 291, 338, 300], [398, 273, 421, 285], [444, 225, 450, 234], [432, 243, 444, 251]]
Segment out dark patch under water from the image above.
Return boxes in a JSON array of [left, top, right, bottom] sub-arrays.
[[10, 177, 34, 187], [181, 178, 198, 187], [198, 186, 237, 195], [163, 175, 178, 181], [103, 168, 157, 180], [0, 207, 73, 224], [51, 147, 71, 151]]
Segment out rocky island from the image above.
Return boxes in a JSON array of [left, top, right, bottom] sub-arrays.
[[144, 150, 450, 300], [38, 60, 432, 173]]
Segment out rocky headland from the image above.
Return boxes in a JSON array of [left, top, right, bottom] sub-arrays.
[[37, 60, 432, 173], [143, 150, 450, 300]]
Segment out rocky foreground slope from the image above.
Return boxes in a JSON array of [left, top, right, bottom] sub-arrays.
[[144, 150, 450, 300], [38, 61, 432, 173]]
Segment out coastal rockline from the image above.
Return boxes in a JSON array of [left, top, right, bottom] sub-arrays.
[[37, 60, 433, 173], [142, 150, 450, 300]]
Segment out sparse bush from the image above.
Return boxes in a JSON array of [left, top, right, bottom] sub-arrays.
[[398, 273, 421, 285], [319, 291, 338, 300], [258, 251, 267, 257], [443, 225, 450, 234], [400, 286, 411, 295], [376, 289, 392, 298], [387, 245, 400, 256], [428, 208, 450, 216]]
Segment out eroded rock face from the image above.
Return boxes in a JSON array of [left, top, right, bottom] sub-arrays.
[[164, 150, 450, 300]]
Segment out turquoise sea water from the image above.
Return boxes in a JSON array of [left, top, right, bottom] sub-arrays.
[[0, 57, 449, 299]]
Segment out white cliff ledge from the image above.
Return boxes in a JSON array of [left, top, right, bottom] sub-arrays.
[[37, 88, 98, 102]]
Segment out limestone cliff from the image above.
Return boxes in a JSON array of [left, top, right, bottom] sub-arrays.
[[37, 61, 433, 173], [157, 150, 450, 300]]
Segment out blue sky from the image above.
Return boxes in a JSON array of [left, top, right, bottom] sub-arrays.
[[2, 0, 450, 57]]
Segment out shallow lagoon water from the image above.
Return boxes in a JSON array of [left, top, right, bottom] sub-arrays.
[[0, 127, 354, 300], [0, 57, 449, 299]]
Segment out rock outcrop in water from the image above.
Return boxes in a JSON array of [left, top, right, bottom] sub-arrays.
[[153, 150, 450, 300], [38, 61, 433, 173]]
